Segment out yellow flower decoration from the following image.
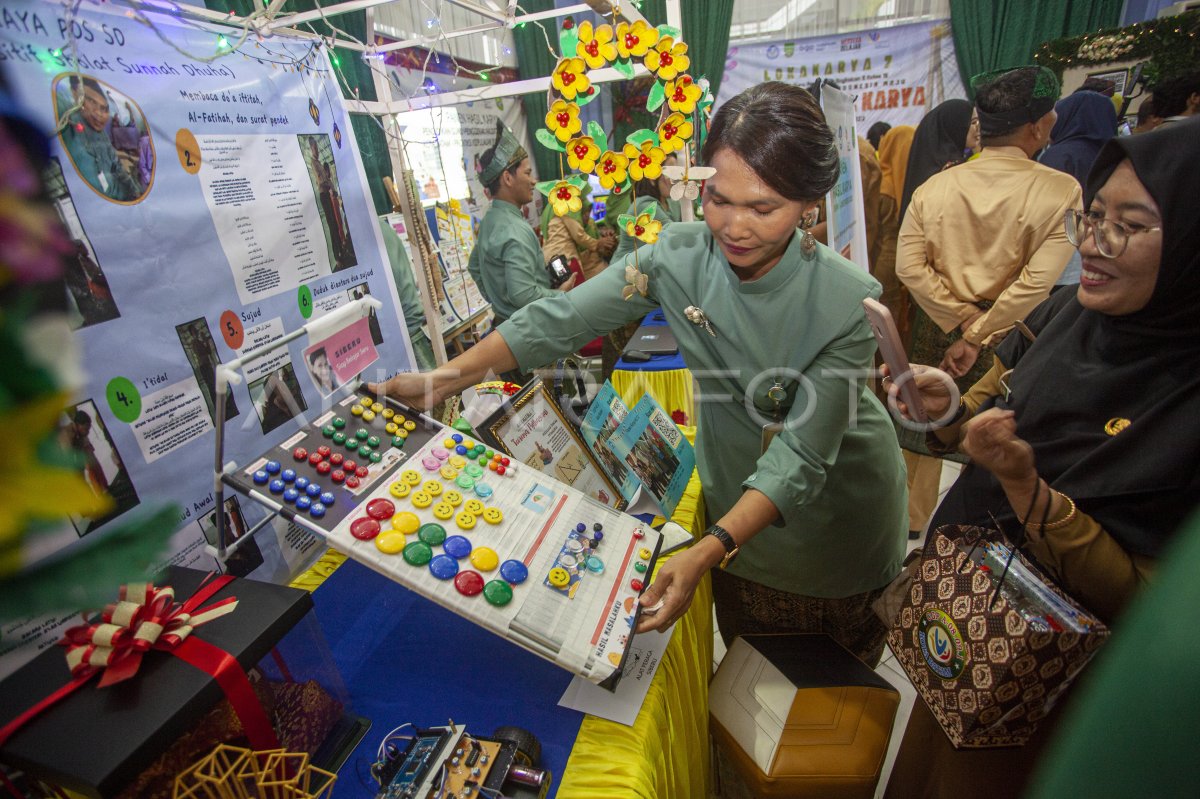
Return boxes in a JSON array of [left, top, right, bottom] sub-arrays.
[[549, 181, 583, 217], [566, 136, 601, 173], [545, 99, 582, 143], [576, 21, 617, 70], [642, 37, 690, 81], [665, 75, 703, 114], [622, 140, 667, 182], [656, 112, 694, 155], [596, 150, 629, 190], [615, 19, 659, 59], [552, 56, 590, 101], [626, 212, 663, 244]]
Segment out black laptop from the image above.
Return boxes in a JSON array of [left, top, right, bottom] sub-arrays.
[[625, 325, 679, 356]]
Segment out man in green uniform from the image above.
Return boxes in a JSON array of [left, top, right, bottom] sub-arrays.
[[467, 121, 574, 327], [60, 77, 139, 202]]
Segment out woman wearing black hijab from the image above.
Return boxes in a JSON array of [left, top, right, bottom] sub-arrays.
[[883, 115, 1200, 799], [898, 98, 973, 220]]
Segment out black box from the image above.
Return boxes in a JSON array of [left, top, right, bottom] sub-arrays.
[[0, 567, 318, 797]]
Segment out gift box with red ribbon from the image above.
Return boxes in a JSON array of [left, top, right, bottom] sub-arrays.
[[0, 567, 346, 798]]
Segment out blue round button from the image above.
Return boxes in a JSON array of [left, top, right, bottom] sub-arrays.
[[575, 522, 586, 534], [429, 554, 459, 580], [305, 483, 322, 498], [320, 492, 336, 506], [296, 496, 312, 511], [252, 470, 269, 485], [268, 479, 285, 494], [265, 460, 281, 474], [593, 531, 604, 543], [443, 535, 472, 559], [309, 502, 326, 518], [499, 559, 529, 584], [295, 476, 310, 490], [455, 444, 468, 456], [281, 469, 297, 483], [452, 433, 463, 443], [283, 488, 300, 503], [473, 483, 493, 499]]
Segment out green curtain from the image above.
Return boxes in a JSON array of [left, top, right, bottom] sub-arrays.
[[205, 0, 391, 213], [950, 0, 1124, 96], [513, 0, 559, 182]]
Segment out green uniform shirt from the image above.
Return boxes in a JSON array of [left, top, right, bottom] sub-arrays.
[[62, 112, 139, 201], [611, 195, 679, 266], [500, 223, 906, 597], [466, 199, 556, 322]]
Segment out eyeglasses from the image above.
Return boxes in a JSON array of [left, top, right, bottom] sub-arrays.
[[1064, 209, 1161, 259]]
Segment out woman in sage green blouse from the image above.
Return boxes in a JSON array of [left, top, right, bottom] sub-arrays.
[[372, 82, 907, 664]]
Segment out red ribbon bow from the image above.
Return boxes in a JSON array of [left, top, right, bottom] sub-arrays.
[[0, 575, 278, 751]]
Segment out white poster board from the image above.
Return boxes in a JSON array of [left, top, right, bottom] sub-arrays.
[[821, 86, 869, 270]]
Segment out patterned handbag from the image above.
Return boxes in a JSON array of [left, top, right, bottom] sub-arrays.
[[887, 523, 1109, 748]]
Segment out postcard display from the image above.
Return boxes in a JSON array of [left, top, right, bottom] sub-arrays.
[[0, 1, 424, 673]]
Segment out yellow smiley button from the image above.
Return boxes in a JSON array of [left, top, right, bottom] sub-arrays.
[[470, 547, 499, 571], [375, 530, 406, 554], [482, 507, 503, 525], [401, 470, 421, 486], [382, 407, 395, 419], [548, 567, 571, 588], [433, 502, 455, 520], [410, 491, 432, 509], [396, 428, 409, 439], [439, 465, 459, 480], [389, 481, 412, 499], [443, 490, 463, 507], [371, 402, 383, 413], [638, 547, 652, 560], [350, 405, 364, 417], [359, 396, 374, 407], [443, 438, 457, 449], [391, 511, 421, 535], [362, 410, 376, 422], [385, 422, 399, 435], [464, 499, 485, 516], [455, 511, 477, 530], [422, 480, 443, 496], [403, 420, 416, 431], [448, 455, 467, 469]]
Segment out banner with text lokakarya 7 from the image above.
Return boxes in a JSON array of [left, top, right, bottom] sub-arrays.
[[0, 0, 415, 676], [718, 19, 966, 129]]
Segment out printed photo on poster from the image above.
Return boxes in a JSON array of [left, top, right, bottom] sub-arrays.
[[198, 497, 264, 578], [348, 281, 384, 346], [61, 399, 141, 536], [298, 133, 357, 271], [177, 317, 239, 423], [249, 364, 309, 434], [303, 315, 380, 393], [52, 73, 155, 203], [622, 422, 680, 500], [303, 345, 340, 396], [43, 158, 121, 329]]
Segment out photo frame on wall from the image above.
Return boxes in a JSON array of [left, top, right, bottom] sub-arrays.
[[1086, 67, 1129, 97], [475, 379, 625, 510]]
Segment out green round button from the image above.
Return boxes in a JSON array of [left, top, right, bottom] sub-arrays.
[[392, 436, 407, 448], [455, 474, 475, 489], [355, 428, 369, 440], [322, 425, 336, 437], [465, 464, 484, 478], [483, 579, 513, 606], [634, 561, 648, 573], [403, 541, 433, 566], [332, 417, 346, 429], [367, 435, 381, 448], [332, 431, 347, 445], [485, 449, 495, 459], [418, 523, 447, 546], [358, 445, 373, 457], [346, 438, 361, 451], [369, 452, 382, 463], [478, 455, 489, 466], [473, 445, 486, 456], [105, 376, 142, 423]]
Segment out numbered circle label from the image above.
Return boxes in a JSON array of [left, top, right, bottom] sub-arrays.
[[220, 310, 245, 350], [175, 128, 201, 175], [106, 376, 142, 423], [298, 285, 313, 319]]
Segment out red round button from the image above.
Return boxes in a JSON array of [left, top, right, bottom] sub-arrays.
[[308, 453, 322, 466], [343, 460, 357, 472], [329, 452, 344, 466], [501, 457, 510, 466], [331, 469, 345, 483], [496, 465, 506, 476], [316, 461, 332, 475], [351, 518, 381, 540], [630, 579, 644, 592], [293, 447, 308, 461], [316, 445, 331, 457], [355, 466, 369, 478], [366, 498, 396, 520], [454, 570, 485, 596], [345, 475, 361, 488]]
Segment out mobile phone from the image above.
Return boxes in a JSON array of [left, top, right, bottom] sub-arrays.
[[862, 298, 928, 423], [622, 349, 651, 363], [546, 255, 572, 288]]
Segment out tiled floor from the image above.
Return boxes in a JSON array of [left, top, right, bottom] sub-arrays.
[[710, 460, 963, 799]]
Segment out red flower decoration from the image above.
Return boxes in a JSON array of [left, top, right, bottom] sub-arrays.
[[671, 409, 688, 425]]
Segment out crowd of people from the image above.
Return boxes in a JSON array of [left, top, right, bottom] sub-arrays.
[[376, 58, 1200, 797]]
